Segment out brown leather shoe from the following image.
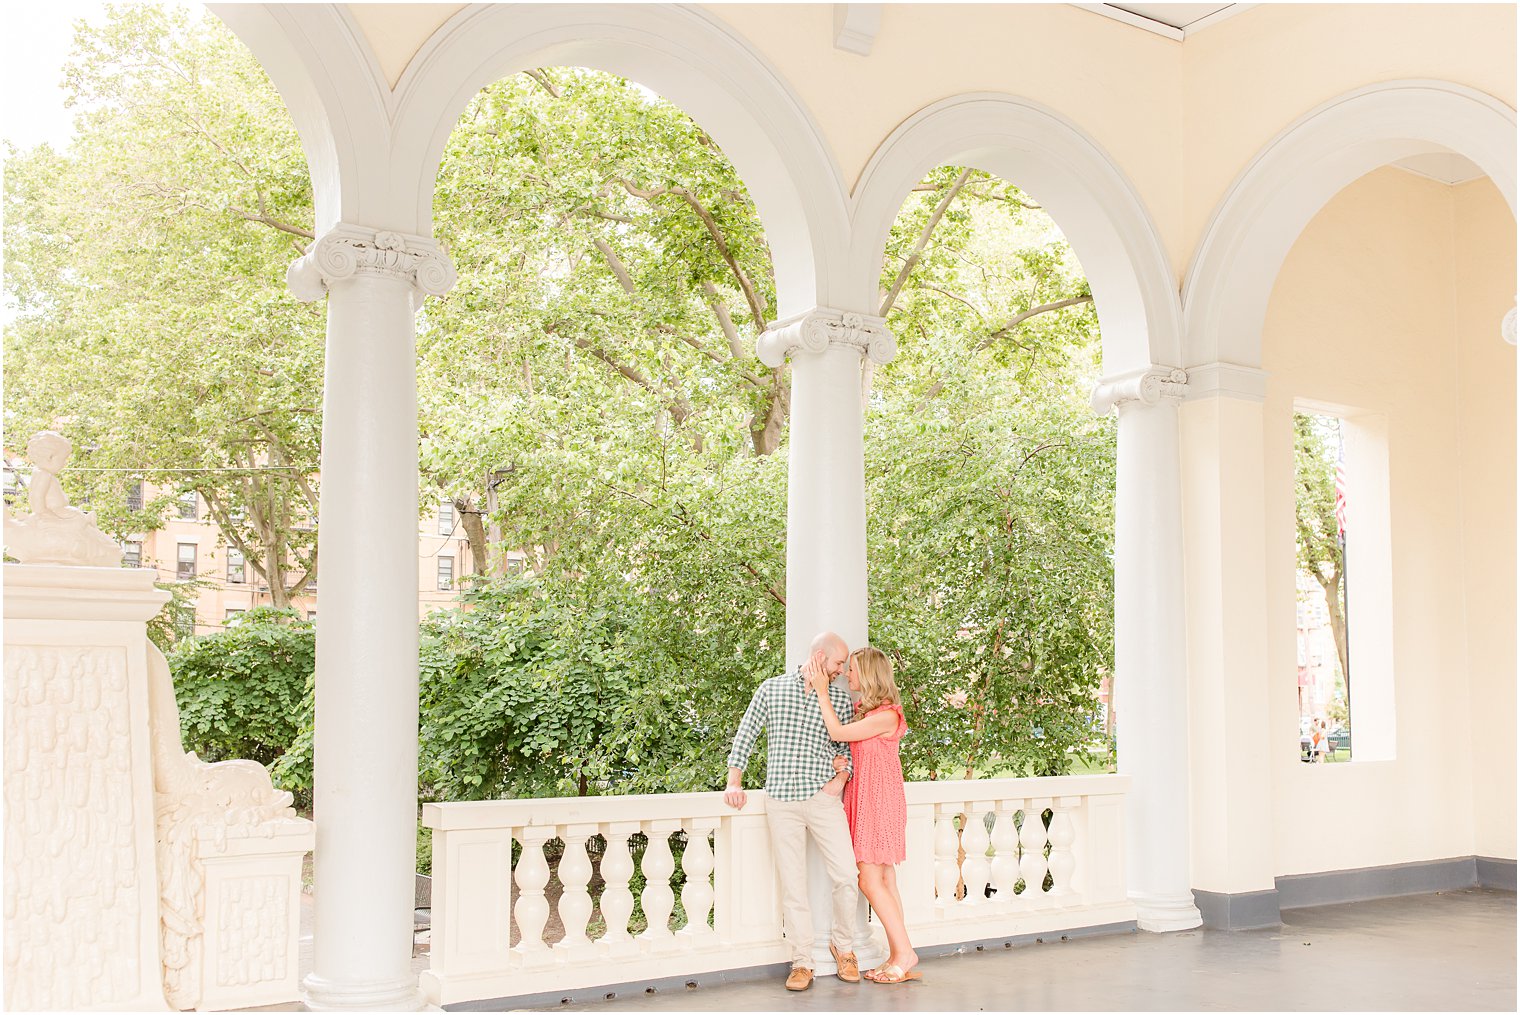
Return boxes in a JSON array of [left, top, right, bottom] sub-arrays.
[[830, 943, 861, 983], [785, 966, 814, 991]]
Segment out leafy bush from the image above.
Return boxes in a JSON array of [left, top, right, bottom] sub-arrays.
[[169, 606, 314, 803]]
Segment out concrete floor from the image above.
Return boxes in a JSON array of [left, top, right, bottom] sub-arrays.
[[508, 889, 1516, 1013]]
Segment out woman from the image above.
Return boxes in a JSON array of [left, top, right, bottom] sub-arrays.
[[805, 647, 919, 984]]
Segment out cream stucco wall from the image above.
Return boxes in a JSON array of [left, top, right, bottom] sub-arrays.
[[703, 4, 1186, 270], [1182, 4, 1516, 287], [1453, 177, 1518, 861], [1261, 166, 1515, 876]]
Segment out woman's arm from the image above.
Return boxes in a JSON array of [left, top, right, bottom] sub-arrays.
[[816, 691, 898, 742]]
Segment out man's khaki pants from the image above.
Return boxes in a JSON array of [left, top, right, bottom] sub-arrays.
[[765, 788, 859, 969]]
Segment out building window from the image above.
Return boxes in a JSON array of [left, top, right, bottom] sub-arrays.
[[437, 555, 454, 591], [177, 491, 198, 520], [438, 501, 455, 536], [176, 543, 197, 580], [224, 608, 246, 625], [1291, 406, 1396, 765], [506, 557, 527, 577], [307, 610, 317, 623], [122, 540, 143, 569], [126, 481, 144, 512], [226, 547, 245, 584], [1292, 412, 1349, 763]]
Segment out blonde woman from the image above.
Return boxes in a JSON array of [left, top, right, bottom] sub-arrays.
[[804, 647, 919, 984]]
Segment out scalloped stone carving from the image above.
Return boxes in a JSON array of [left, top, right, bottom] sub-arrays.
[[756, 308, 898, 368], [287, 222, 457, 305]]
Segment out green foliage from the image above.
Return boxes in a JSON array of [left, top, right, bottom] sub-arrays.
[[168, 607, 315, 801], [1293, 412, 1348, 682]]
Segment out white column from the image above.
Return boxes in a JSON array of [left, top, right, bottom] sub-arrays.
[[757, 308, 895, 967], [1093, 366, 1202, 932], [287, 224, 456, 1009]]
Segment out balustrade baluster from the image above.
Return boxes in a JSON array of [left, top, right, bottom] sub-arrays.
[[933, 806, 961, 910], [514, 826, 553, 963], [639, 820, 681, 947], [598, 823, 640, 957], [677, 818, 717, 942], [1046, 797, 1079, 902], [1019, 797, 1052, 908], [989, 801, 1020, 907], [959, 802, 993, 906], [555, 825, 597, 956]]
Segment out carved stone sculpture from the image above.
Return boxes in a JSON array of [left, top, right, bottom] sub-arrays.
[[145, 640, 306, 1010], [3, 431, 123, 567]]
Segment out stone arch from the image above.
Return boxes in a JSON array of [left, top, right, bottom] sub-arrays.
[[1183, 80, 1517, 370], [387, 4, 848, 319], [847, 93, 1182, 376]]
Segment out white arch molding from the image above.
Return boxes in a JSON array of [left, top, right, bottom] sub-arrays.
[[211, 4, 848, 318], [848, 93, 1184, 375], [1183, 80, 1518, 370]]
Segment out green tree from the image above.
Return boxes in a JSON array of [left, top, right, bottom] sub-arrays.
[[3, 4, 323, 606], [1293, 412, 1349, 684]]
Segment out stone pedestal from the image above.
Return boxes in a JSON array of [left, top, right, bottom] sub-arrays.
[[3, 564, 172, 1010]]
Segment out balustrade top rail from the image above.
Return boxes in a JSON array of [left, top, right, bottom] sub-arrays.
[[421, 773, 1130, 830]]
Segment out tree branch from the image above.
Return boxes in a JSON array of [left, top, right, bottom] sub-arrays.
[[975, 295, 1094, 351], [702, 281, 747, 360], [523, 68, 562, 98], [879, 167, 974, 318], [618, 179, 768, 326]]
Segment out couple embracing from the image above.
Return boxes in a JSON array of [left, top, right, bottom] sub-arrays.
[[723, 631, 920, 991]]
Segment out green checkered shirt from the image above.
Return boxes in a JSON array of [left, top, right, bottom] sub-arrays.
[[726, 669, 855, 802]]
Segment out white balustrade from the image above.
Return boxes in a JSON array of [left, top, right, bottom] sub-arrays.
[[960, 802, 994, 906], [598, 823, 638, 956], [555, 825, 596, 956], [638, 821, 680, 947], [678, 819, 717, 940], [989, 805, 1020, 906], [514, 827, 553, 966], [421, 775, 1133, 1007], [1020, 798, 1052, 908]]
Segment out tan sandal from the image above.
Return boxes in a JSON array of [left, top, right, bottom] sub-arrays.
[[865, 963, 922, 984]]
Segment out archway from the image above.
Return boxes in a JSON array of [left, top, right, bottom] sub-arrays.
[[1183, 80, 1516, 370]]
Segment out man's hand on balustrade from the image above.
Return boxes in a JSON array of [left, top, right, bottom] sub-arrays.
[[724, 767, 747, 810]]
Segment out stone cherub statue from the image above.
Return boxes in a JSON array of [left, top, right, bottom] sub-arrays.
[[3, 431, 123, 567]]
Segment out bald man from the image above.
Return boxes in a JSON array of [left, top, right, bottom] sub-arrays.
[[724, 631, 860, 991]]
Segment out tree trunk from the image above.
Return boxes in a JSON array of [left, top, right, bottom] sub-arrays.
[[456, 495, 490, 577]]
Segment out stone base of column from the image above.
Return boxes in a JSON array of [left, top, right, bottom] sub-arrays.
[[302, 973, 426, 1011], [1130, 892, 1204, 932]]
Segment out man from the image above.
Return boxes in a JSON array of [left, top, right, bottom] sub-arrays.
[[724, 631, 861, 992]]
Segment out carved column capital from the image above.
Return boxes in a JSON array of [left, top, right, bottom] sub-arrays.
[[756, 307, 897, 368], [286, 223, 456, 305], [1090, 365, 1189, 415]]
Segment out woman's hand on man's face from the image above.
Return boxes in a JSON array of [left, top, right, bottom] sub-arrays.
[[803, 653, 831, 692]]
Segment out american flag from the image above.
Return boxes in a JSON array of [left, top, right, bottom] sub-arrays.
[[1334, 441, 1348, 537]]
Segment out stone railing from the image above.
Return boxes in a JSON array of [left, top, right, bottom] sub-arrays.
[[421, 774, 1133, 1006]]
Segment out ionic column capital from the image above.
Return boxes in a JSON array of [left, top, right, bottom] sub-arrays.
[[1090, 365, 1189, 415], [287, 223, 456, 306], [756, 307, 897, 368]]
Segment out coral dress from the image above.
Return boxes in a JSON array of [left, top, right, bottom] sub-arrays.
[[843, 703, 908, 864]]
